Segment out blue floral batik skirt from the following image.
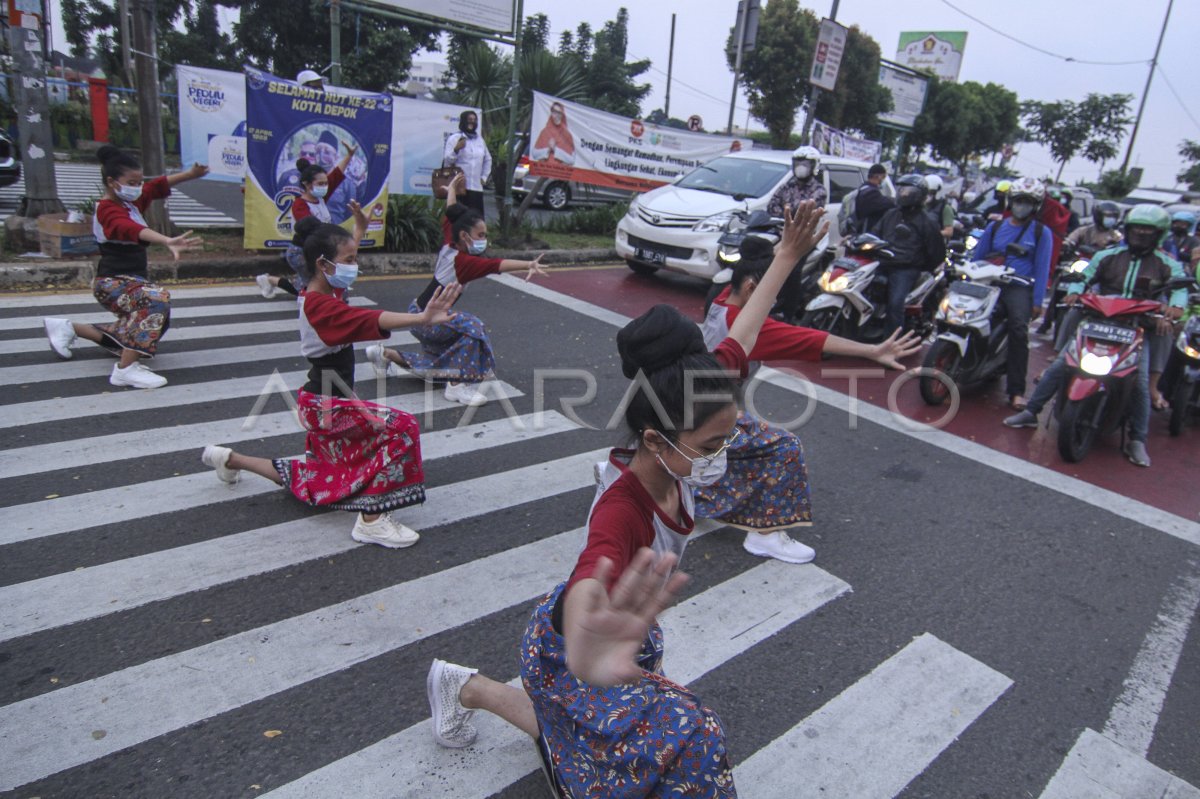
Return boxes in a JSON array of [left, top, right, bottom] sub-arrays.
[[394, 299, 495, 383], [520, 583, 737, 799]]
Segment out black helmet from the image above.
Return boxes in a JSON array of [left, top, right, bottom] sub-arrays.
[[1092, 200, 1121, 231], [895, 174, 928, 209]]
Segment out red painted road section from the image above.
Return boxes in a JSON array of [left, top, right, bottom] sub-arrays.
[[541, 265, 1200, 521]]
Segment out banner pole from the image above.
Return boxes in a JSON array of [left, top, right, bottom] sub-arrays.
[[500, 0, 524, 239]]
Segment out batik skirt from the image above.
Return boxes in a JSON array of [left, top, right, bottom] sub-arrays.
[[694, 412, 812, 531], [91, 275, 171, 356], [394, 299, 495, 383], [272, 389, 425, 514], [520, 583, 737, 799]]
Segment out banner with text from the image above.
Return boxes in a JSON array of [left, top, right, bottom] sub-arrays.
[[811, 120, 882, 163], [877, 61, 929, 130], [243, 66, 392, 249], [176, 64, 246, 184], [896, 31, 968, 83], [528, 91, 751, 193]]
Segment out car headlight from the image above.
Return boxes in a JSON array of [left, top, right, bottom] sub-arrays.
[[1080, 352, 1114, 376], [1068, 259, 1089, 273], [694, 212, 734, 233], [625, 197, 640, 219]]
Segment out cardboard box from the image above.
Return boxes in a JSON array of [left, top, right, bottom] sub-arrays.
[[38, 213, 98, 258]]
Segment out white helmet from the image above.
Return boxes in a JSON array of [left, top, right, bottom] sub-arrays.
[[1008, 176, 1045, 205], [791, 145, 821, 179], [923, 174, 943, 199]]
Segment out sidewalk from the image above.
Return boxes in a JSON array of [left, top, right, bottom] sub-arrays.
[[0, 246, 620, 291]]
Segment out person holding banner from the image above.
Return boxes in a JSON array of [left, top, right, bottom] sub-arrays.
[[366, 173, 547, 407], [42, 146, 205, 389], [531, 101, 575, 165], [291, 139, 358, 224], [442, 110, 491, 217], [201, 222, 462, 549]]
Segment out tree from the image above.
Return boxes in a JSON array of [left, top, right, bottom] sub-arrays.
[[909, 80, 1020, 175], [814, 25, 891, 135], [1021, 93, 1133, 181], [1178, 139, 1200, 191], [579, 10, 650, 116], [727, 0, 816, 147]]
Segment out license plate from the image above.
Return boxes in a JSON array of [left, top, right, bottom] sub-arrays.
[[1081, 322, 1136, 344], [634, 247, 667, 265], [949, 281, 992, 299]]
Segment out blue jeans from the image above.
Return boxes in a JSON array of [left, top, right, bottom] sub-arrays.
[[885, 267, 921, 336], [1027, 342, 1151, 443]]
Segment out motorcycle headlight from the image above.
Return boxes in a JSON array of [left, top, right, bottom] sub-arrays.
[[819, 272, 850, 292], [1080, 352, 1114, 376], [1068, 259, 1089, 274], [1181, 330, 1200, 360], [965, 235, 978, 251], [717, 245, 741, 264], [694, 212, 734, 233]]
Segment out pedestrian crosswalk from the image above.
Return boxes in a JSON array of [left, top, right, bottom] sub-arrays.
[[0, 279, 1193, 797], [0, 162, 239, 227]]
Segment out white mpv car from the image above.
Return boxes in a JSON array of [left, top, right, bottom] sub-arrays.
[[614, 150, 888, 281]]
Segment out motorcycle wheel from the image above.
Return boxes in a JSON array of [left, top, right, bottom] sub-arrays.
[[1168, 379, 1194, 437], [919, 339, 960, 406], [1057, 393, 1107, 463], [798, 307, 841, 334]]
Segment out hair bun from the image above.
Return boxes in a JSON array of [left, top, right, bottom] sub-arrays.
[[96, 144, 121, 164], [616, 304, 706, 379], [739, 235, 774, 262], [296, 158, 312, 171]]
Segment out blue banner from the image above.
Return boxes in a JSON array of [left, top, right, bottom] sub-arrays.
[[243, 66, 392, 249]]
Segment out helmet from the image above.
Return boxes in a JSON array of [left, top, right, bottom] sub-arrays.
[[995, 180, 1012, 194], [1061, 187, 1074, 202], [1171, 210, 1197, 227], [923, 175, 944, 199], [296, 69, 323, 86], [1124, 204, 1170, 255], [1008, 177, 1045, 205], [790, 145, 821, 180], [895, 173, 928, 209], [1093, 200, 1121, 230]]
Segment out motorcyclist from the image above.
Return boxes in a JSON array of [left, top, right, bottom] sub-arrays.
[[1058, 187, 1081, 234], [969, 177, 1053, 409], [986, 180, 1011, 221], [1165, 210, 1199, 274], [854, 163, 894, 234], [1065, 201, 1124, 252], [1003, 204, 1187, 467], [870, 174, 946, 336], [768, 146, 828, 321], [1039, 186, 1072, 274], [924, 175, 955, 239]]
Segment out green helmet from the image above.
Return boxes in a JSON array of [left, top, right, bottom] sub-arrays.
[[1125, 204, 1170, 233], [1124, 204, 1170, 255]]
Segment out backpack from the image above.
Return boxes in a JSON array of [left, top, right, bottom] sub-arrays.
[[838, 186, 861, 236]]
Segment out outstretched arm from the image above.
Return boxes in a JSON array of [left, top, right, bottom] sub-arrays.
[[348, 200, 369, 243], [498, 253, 548, 281], [822, 329, 922, 369], [166, 163, 208, 187], [377, 283, 461, 330]]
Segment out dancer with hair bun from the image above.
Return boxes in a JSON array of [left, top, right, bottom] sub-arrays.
[[42, 145, 205, 388], [424, 202, 826, 798], [290, 139, 357, 224]]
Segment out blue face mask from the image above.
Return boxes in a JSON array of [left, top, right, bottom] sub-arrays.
[[324, 260, 358, 289], [311, 185, 328, 199], [468, 238, 487, 255]]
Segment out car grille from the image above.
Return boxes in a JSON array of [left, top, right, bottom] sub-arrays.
[[627, 234, 694, 260], [635, 207, 702, 228]]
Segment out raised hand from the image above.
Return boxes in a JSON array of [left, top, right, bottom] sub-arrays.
[[564, 550, 690, 687], [870, 329, 923, 370], [524, 253, 548, 282], [348, 199, 368, 229], [776, 201, 829, 263], [341, 140, 359, 159], [165, 230, 203, 261], [187, 163, 209, 180], [421, 282, 461, 326]]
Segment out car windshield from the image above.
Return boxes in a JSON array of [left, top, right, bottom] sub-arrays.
[[675, 157, 790, 199]]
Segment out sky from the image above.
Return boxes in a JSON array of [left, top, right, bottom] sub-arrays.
[[46, 0, 1200, 190]]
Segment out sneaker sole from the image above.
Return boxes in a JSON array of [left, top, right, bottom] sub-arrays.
[[742, 541, 816, 565], [44, 320, 73, 360], [426, 660, 475, 749], [1003, 421, 1038, 429], [350, 528, 420, 549], [110, 378, 167, 389]]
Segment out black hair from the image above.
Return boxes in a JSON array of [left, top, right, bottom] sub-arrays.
[[458, 110, 478, 134], [291, 215, 322, 247], [295, 158, 326, 188], [730, 235, 774, 291], [97, 144, 141, 183], [300, 223, 353, 282], [616, 304, 739, 442], [868, 163, 887, 178], [447, 205, 484, 248]]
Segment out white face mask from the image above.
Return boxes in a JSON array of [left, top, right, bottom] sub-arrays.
[[655, 432, 735, 488], [793, 163, 813, 180], [115, 183, 142, 202], [468, 238, 487, 255]]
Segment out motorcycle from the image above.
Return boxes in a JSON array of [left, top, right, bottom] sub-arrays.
[[920, 257, 1030, 405], [1054, 293, 1164, 463], [1165, 280, 1200, 436], [704, 209, 832, 317], [800, 233, 948, 341], [1040, 242, 1095, 343]]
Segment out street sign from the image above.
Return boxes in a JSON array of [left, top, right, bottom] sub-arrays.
[[877, 60, 929, 130], [809, 18, 848, 93], [687, 115, 703, 132]]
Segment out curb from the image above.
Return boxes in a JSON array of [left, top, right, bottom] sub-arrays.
[[0, 248, 620, 290]]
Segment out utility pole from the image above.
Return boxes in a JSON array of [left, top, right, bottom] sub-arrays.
[[7, 3, 63, 219], [330, 0, 343, 86], [499, 0, 524, 239], [799, 0, 840, 145], [726, 2, 746, 135], [664, 14, 675, 119], [118, 0, 135, 88], [1120, 0, 1173, 175], [131, 0, 170, 233]]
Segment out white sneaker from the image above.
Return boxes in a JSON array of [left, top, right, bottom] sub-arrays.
[[427, 659, 479, 748], [743, 531, 816, 564], [351, 513, 421, 548], [110, 361, 167, 389], [255, 274, 277, 299], [364, 344, 405, 378], [201, 445, 240, 484], [444, 381, 487, 407], [43, 317, 76, 359]]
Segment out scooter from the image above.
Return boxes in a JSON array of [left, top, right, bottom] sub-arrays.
[[1166, 280, 1200, 436], [920, 258, 1029, 405], [800, 233, 948, 341], [1040, 242, 1095, 342], [1055, 293, 1163, 463]]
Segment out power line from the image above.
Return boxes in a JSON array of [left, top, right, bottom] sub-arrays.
[[1154, 65, 1200, 134], [937, 0, 1150, 67]]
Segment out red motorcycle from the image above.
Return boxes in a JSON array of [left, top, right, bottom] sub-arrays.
[[1055, 293, 1162, 462]]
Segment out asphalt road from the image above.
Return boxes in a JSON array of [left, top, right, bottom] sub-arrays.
[[0, 270, 1196, 798]]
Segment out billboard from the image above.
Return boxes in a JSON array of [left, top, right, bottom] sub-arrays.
[[877, 61, 929, 130], [895, 31, 968, 83], [362, 0, 515, 35], [809, 18, 848, 93], [527, 92, 751, 193]]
